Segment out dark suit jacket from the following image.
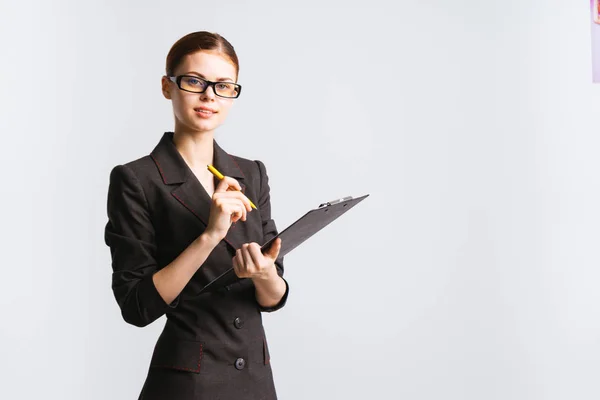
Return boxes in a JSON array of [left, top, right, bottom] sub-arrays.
[[105, 132, 289, 400]]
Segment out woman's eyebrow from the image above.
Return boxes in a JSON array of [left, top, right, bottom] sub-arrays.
[[184, 71, 235, 82]]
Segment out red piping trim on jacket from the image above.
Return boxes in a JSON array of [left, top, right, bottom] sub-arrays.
[[150, 154, 167, 184]]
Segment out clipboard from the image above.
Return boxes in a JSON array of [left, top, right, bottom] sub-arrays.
[[195, 194, 369, 295], [260, 193, 370, 257]]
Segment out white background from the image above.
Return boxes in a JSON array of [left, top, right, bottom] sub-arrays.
[[1, 1, 599, 399]]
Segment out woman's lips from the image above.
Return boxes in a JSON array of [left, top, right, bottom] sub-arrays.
[[194, 107, 217, 118]]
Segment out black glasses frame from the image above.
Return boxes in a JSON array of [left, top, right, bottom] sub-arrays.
[[168, 75, 242, 98]]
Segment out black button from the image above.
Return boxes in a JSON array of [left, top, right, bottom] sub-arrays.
[[233, 317, 243, 329], [235, 358, 246, 370]]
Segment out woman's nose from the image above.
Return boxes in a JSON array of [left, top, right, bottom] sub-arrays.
[[200, 85, 217, 101]]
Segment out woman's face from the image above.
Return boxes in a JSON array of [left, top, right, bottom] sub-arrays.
[[162, 50, 238, 134]]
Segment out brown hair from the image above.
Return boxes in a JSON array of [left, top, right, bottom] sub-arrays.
[[165, 31, 239, 80]]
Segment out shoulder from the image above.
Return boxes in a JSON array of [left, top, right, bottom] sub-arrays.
[[227, 155, 275, 206], [109, 155, 162, 187], [124, 155, 159, 177], [228, 154, 268, 182]]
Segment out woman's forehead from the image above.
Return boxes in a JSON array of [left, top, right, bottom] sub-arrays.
[[176, 50, 237, 81]]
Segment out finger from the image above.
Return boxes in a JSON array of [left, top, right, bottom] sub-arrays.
[[232, 199, 246, 222], [230, 205, 244, 224], [232, 250, 244, 277], [237, 193, 252, 212], [247, 243, 265, 267], [214, 176, 242, 193], [214, 178, 231, 194], [223, 176, 242, 191], [222, 199, 247, 222], [242, 200, 248, 221], [214, 191, 252, 212], [213, 197, 235, 215], [264, 238, 282, 261], [235, 202, 247, 223], [241, 244, 256, 273], [215, 200, 244, 224]]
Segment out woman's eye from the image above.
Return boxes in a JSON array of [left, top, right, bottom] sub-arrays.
[[216, 83, 230, 90], [182, 77, 203, 86]]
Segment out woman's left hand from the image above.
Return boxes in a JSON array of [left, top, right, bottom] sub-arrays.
[[233, 238, 282, 281]]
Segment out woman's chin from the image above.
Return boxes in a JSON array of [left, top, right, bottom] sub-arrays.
[[186, 120, 220, 134]]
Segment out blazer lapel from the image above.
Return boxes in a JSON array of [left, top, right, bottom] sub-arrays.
[[150, 132, 250, 252]]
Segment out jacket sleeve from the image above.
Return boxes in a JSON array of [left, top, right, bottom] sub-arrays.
[[104, 164, 179, 327], [254, 160, 289, 312]]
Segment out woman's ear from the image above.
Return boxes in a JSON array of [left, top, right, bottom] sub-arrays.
[[161, 76, 172, 99]]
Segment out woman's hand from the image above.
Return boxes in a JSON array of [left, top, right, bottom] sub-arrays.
[[204, 176, 253, 243], [233, 238, 282, 281]]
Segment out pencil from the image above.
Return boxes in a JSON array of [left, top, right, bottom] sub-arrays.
[[207, 164, 257, 210]]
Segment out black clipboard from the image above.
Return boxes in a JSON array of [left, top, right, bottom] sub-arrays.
[[260, 193, 370, 257], [195, 194, 369, 295]]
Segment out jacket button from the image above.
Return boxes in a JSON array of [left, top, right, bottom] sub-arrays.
[[235, 358, 246, 370], [233, 317, 243, 329]]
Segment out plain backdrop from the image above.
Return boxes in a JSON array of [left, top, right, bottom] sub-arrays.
[[1, 1, 600, 399]]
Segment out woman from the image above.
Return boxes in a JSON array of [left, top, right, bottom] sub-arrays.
[[104, 31, 289, 400]]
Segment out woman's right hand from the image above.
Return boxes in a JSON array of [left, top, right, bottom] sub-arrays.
[[204, 176, 253, 243]]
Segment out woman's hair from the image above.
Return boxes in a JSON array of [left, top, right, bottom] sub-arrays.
[[165, 31, 239, 80]]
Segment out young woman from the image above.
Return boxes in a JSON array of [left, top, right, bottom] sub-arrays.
[[104, 31, 289, 400]]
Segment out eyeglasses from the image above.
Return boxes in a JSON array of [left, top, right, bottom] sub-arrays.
[[168, 75, 242, 98]]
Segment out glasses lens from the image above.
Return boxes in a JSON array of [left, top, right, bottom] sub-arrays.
[[179, 76, 208, 92], [214, 82, 240, 98]]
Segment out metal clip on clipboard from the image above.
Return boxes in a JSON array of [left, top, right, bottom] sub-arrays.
[[318, 196, 354, 208]]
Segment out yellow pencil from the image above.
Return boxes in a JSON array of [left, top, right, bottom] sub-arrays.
[[207, 164, 257, 210]]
